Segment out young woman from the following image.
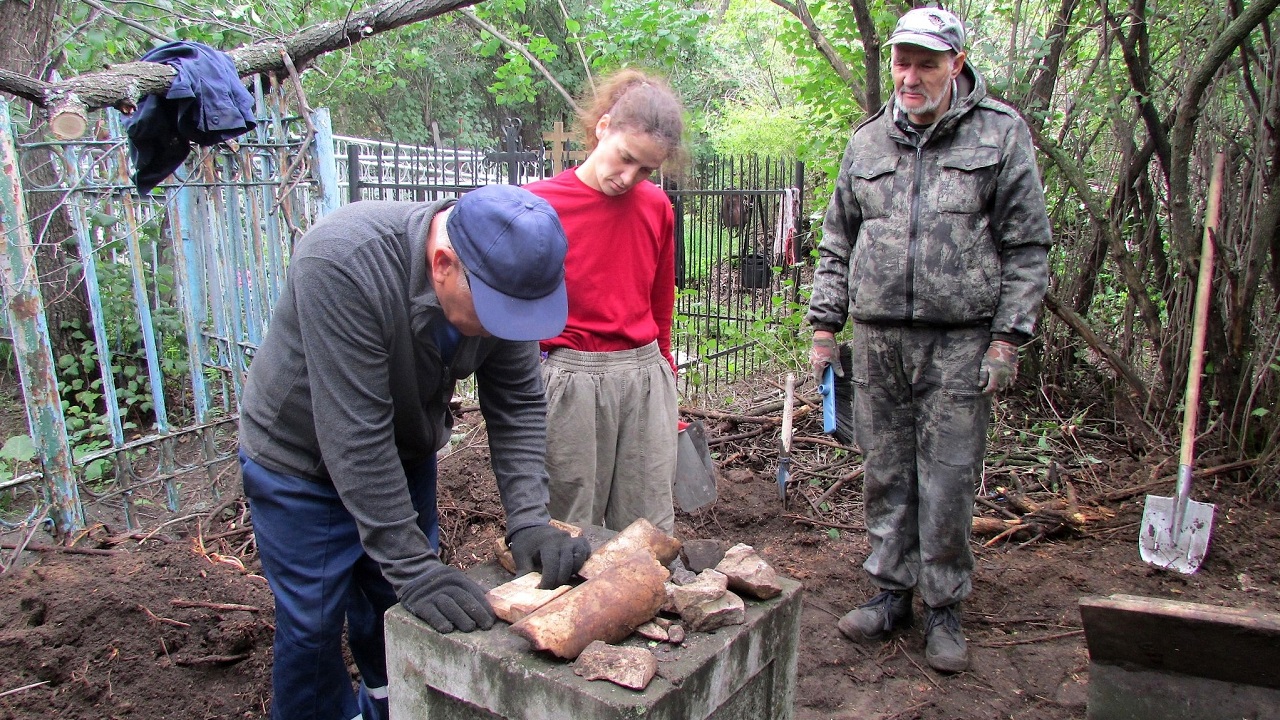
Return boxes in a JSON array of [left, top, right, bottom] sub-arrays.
[[525, 70, 684, 533]]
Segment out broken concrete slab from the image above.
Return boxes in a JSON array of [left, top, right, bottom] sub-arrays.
[[715, 543, 782, 600], [634, 621, 669, 642], [485, 572, 572, 623], [683, 590, 746, 633], [669, 569, 729, 615], [573, 641, 658, 690]]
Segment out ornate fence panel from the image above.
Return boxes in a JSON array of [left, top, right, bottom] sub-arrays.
[[668, 156, 806, 402], [329, 128, 807, 402], [0, 96, 339, 538]]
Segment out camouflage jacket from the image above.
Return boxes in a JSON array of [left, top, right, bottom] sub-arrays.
[[807, 64, 1051, 344]]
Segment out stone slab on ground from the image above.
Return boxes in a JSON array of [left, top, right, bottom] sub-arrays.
[[386, 561, 803, 720]]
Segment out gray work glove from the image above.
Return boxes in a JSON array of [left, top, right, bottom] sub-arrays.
[[400, 563, 495, 633], [509, 524, 591, 589], [809, 335, 843, 386], [979, 340, 1020, 395]]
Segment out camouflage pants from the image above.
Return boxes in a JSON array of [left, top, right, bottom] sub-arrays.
[[849, 323, 991, 608]]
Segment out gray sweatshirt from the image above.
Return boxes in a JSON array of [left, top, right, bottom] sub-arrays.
[[239, 199, 552, 597]]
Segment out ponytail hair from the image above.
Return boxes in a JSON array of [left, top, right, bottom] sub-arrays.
[[578, 69, 684, 158]]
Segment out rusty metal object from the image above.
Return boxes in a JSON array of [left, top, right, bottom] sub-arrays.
[[578, 518, 682, 580], [511, 549, 669, 659]]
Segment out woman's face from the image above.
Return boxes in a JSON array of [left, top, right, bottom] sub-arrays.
[[576, 115, 670, 196]]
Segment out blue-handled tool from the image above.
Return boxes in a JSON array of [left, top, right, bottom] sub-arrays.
[[818, 345, 855, 445], [819, 365, 836, 435]]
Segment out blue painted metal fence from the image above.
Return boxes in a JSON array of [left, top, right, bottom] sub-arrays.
[[0, 94, 338, 539]]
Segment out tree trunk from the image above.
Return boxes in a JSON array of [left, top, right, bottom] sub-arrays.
[[0, 0, 92, 365]]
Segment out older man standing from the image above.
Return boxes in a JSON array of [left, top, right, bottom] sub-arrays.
[[807, 8, 1051, 672]]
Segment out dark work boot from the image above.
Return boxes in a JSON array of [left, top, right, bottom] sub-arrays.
[[837, 590, 913, 642], [924, 604, 969, 673]]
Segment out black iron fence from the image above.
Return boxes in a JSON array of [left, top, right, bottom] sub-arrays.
[[333, 126, 806, 401]]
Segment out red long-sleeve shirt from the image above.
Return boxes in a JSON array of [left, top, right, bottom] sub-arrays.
[[526, 169, 677, 372]]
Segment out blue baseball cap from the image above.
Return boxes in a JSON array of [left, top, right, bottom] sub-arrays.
[[446, 185, 569, 341]]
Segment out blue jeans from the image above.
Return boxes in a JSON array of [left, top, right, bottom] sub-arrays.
[[241, 451, 439, 720]]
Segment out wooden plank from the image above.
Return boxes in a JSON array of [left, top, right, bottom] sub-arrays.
[[1079, 594, 1280, 689]]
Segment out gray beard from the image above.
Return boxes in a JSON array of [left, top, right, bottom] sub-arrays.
[[894, 89, 946, 120]]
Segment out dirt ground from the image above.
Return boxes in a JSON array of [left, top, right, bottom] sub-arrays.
[[1, 394, 1278, 720]]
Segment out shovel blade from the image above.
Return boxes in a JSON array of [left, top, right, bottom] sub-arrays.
[[674, 421, 718, 513], [1140, 494, 1215, 574]]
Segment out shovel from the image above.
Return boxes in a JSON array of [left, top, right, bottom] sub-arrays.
[[776, 373, 795, 507], [1140, 153, 1223, 574], [674, 420, 718, 513]]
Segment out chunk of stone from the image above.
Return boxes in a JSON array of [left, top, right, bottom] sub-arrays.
[[573, 641, 658, 691], [669, 569, 728, 615], [511, 549, 669, 659], [670, 565, 697, 585], [680, 539, 726, 572], [714, 543, 783, 600], [579, 518, 682, 580], [484, 573, 572, 623], [681, 590, 746, 633], [633, 621, 669, 642], [666, 624, 686, 644]]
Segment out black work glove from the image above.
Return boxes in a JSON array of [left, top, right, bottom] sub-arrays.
[[508, 524, 591, 589], [400, 563, 495, 633]]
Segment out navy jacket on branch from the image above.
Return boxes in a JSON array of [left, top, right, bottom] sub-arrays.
[[124, 41, 256, 194]]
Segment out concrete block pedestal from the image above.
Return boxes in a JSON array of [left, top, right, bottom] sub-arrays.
[[386, 563, 802, 719]]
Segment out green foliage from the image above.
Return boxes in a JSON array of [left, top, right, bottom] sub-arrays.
[[583, 0, 709, 74], [54, 212, 189, 476], [705, 103, 808, 158]]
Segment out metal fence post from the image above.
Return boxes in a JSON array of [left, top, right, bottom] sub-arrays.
[[347, 145, 362, 203], [311, 108, 341, 216], [0, 100, 83, 536]]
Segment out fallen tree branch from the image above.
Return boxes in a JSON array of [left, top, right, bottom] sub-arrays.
[[1089, 458, 1259, 503], [173, 653, 251, 667], [458, 9, 581, 114], [785, 514, 865, 532], [974, 629, 1084, 647], [814, 468, 862, 508], [0, 0, 483, 136], [0, 681, 49, 699], [792, 435, 852, 450], [707, 426, 769, 447], [138, 604, 191, 628], [681, 407, 780, 425], [0, 542, 122, 556], [1043, 291, 1150, 403], [171, 599, 260, 613]]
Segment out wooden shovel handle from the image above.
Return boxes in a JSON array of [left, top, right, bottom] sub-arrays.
[[1180, 152, 1225, 470], [781, 374, 795, 453]]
